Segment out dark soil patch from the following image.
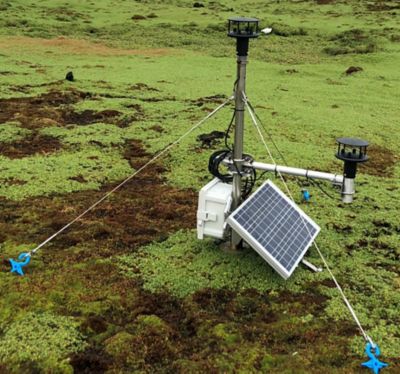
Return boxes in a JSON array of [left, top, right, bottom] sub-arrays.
[[0, 178, 27, 186], [274, 290, 328, 315], [140, 96, 176, 103], [131, 14, 146, 20], [123, 139, 152, 168], [346, 239, 369, 251], [191, 288, 236, 315], [359, 144, 396, 177], [70, 348, 112, 373], [81, 315, 108, 334], [124, 103, 144, 112], [0, 132, 62, 158], [69, 175, 88, 183], [190, 94, 227, 107], [367, 1, 400, 11], [130, 83, 160, 92], [196, 130, 225, 148], [372, 219, 392, 229], [0, 89, 139, 129], [326, 222, 353, 234], [0, 89, 89, 129], [370, 239, 392, 250], [62, 109, 123, 125], [149, 124, 164, 133], [325, 29, 378, 55], [345, 66, 363, 75], [0, 140, 196, 259]]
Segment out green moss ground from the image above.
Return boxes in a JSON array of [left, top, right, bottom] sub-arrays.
[[0, 0, 399, 372]]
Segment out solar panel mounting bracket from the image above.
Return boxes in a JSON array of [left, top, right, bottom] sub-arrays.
[[301, 259, 323, 273]]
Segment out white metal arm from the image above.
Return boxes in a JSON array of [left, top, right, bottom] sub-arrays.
[[250, 161, 344, 184]]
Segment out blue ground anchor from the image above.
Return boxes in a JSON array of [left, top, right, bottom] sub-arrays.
[[9, 252, 31, 276], [301, 189, 310, 202], [362, 342, 388, 374]]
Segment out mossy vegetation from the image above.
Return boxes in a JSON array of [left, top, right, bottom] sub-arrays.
[[117, 230, 315, 297], [0, 312, 87, 372], [0, 0, 399, 372], [0, 148, 133, 200], [324, 28, 379, 55]]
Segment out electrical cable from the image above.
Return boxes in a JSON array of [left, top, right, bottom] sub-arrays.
[[208, 150, 256, 199], [224, 109, 236, 151], [244, 93, 375, 348], [308, 178, 340, 201], [208, 150, 233, 183], [24, 96, 234, 258]]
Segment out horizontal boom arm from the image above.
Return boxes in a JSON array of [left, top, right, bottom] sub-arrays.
[[250, 161, 343, 184]]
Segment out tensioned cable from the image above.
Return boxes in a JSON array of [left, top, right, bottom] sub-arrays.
[[25, 96, 234, 258], [243, 93, 375, 347], [245, 100, 338, 201]]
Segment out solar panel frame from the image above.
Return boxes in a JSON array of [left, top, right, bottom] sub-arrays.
[[227, 179, 320, 279]]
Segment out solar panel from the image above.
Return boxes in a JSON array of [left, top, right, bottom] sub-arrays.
[[227, 180, 320, 279]]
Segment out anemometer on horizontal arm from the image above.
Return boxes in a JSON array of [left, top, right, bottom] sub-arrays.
[[7, 16, 387, 373]]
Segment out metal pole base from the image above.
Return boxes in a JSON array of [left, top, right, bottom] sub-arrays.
[[220, 239, 242, 253]]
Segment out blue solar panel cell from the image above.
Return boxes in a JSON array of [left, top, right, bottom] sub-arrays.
[[227, 180, 320, 279]]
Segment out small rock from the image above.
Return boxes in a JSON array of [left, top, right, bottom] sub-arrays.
[[345, 66, 363, 75], [193, 2, 204, 8], [65, 71, 74, 82]]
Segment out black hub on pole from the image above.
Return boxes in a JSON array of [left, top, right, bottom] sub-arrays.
[[336, 137, 369, 179], [228, 17, 260, 56]]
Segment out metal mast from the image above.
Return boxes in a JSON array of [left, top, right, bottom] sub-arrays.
[[228, 17, 260, 248]]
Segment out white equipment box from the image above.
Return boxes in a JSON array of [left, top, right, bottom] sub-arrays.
[[197, 178, 232, 240]]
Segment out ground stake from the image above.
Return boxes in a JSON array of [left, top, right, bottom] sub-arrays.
[[9, 252, 31, 276]]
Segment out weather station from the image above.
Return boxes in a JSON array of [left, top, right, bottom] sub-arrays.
[[197, 17, 368, 260], [7, 17, 388, 373], [196, 17, 387, 373]]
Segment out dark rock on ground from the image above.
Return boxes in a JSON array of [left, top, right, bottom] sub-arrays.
[[345, 66, 363, 75], [66, 71, 74, 81]]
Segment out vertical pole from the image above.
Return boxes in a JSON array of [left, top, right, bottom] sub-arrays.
[[231, 53, 248, 249]]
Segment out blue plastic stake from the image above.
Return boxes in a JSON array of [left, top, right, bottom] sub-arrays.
[[9, 252, 31, 276], [301, 189, 310, 202], [362, 343, 388, 374]]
